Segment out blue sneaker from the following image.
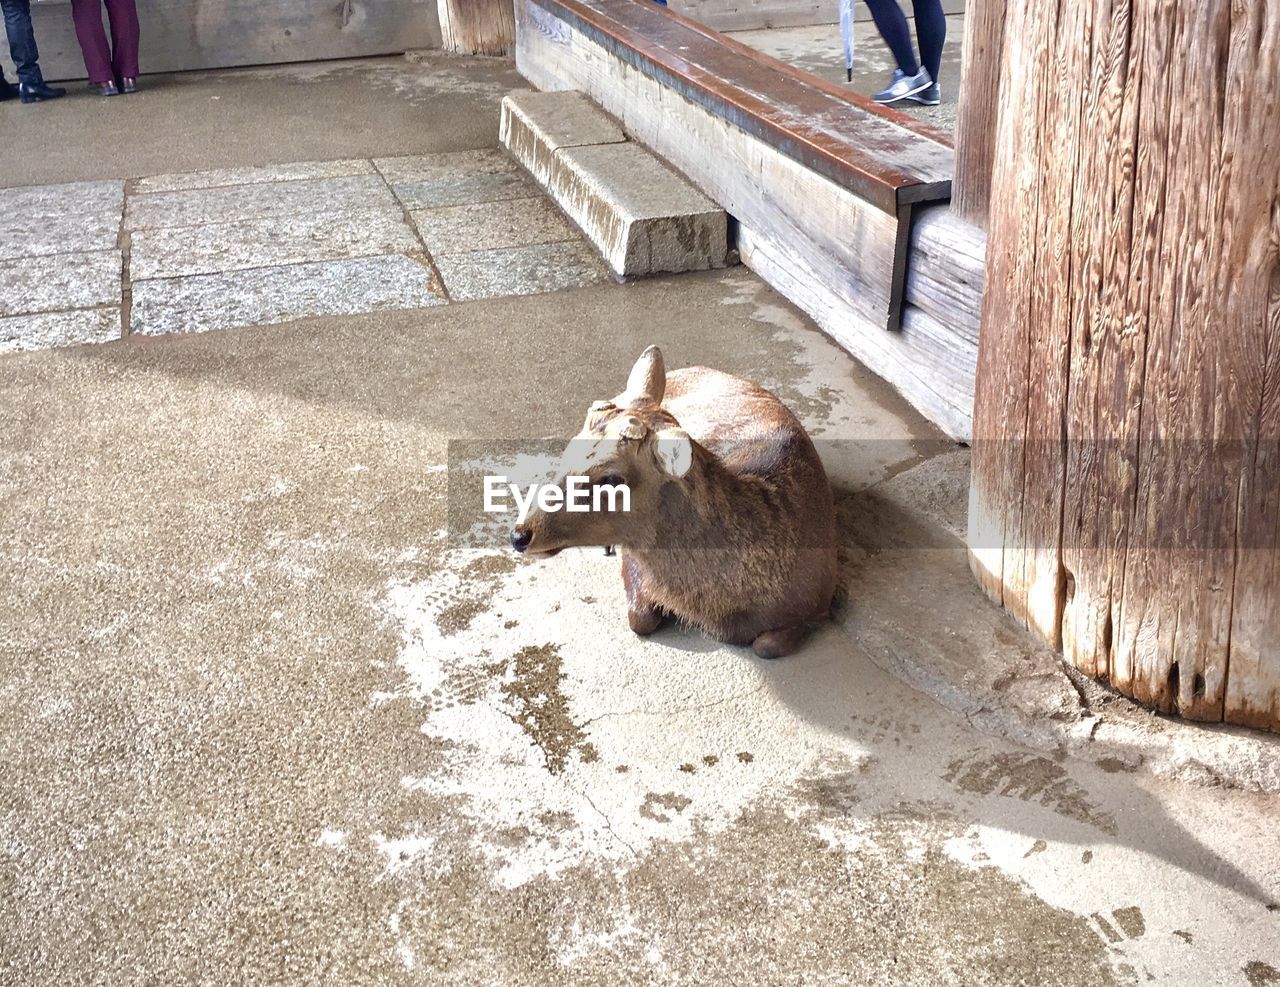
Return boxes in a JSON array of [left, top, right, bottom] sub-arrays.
[[872, 68, 932, 104], [906, 83, 941, 106]]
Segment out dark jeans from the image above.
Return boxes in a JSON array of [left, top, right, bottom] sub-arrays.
[[864, 0, 947, 83], [1, 0, 41, 86]]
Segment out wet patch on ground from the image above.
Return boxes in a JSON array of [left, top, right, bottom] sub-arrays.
[[944, 751, 1118, 835], [500, 643, 594, 774]]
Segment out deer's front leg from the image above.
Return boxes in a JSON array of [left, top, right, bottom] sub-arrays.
[[621, 554, 664, 636]]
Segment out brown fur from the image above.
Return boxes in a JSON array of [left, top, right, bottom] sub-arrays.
[[514, 346, 837, 659]]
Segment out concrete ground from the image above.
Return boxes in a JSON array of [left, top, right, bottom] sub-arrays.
[[2, 55, 1279, 986], [728, 14, 964, 134], [0, 53, 521, 187]]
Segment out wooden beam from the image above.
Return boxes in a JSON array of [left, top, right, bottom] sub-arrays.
[[666, 0, 966, 33], [438, 0, 517, 55], [951, 0, 1006, 227], [970, 0, 1280, 731], [515, 0, 980, 440]]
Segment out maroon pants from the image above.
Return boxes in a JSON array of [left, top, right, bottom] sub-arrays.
[[71, 0, 139, 83]]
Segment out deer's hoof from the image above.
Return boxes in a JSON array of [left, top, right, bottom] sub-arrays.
[[751, 624, 807, 660], [628, 607, 664, 636]]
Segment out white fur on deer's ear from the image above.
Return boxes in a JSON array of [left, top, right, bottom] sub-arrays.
[[617, 345, 666, 409], [654, 428, 693, 478]]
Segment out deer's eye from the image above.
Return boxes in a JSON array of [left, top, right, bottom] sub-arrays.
[[597, 473, 625, 488]]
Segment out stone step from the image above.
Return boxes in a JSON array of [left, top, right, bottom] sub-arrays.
[[499, 90, 729, 278]]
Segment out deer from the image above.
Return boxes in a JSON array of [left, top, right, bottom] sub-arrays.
[[510, 345, 837, 659]]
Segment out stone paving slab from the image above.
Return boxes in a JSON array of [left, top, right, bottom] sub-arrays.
[[125, 175, 394, 230], [0, 210, 121, 261], [375, 149, 539, 210], [0, 308, 120, 354], [133, 159, 375, 194], [0, 250, 121, 317], [411, 197, 579, 256], [435, 240, 610, 301], [0, 181, 124, 223], [388, 171, 539, 211], [131, 254, 445, 336], [130, 207, 422, 281], [373, 149, 518, 185]]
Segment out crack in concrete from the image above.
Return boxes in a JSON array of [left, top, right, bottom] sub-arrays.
[[574, 785, 640, 859], [579, 681, 772, 728]]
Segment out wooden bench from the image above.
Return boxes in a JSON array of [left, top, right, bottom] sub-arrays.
[[517, 0, 952, 332], [515, 0, 978, 439]]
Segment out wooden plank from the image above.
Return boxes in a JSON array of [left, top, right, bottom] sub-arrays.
[[740, 224, 975, 440], [669, 0, 965, 33], [439, 0, 517, 55], [966, 0, 1049, 616], [7, 0, 442, 81], [1224, 0, 1280, 726], [652, 0, 955, 150], [1112, 4, 1239, 720], [1060, 0, 1150, 687], [516, 0, 979, 430], [951, 0, 1006, 227], [904, 205, 984, 346], [972, 0, 1280, 732], [516, 0, 979, 437], [525, 0, 954, 215], [518, 0, 901, 328]]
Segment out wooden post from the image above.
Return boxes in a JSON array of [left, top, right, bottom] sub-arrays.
[[951, 0, 1006, 227], [969, 1, 1280, 731], [438, 0, 517, 55]]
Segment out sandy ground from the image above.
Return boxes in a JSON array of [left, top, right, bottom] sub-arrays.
[[1, 54, 1278, 986]]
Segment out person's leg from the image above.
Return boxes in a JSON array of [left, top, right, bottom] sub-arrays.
[[863, 0, 919, 76], [104, 0, 139, 79], [70, 0, 113, 83], [0, 0, 41, 86], [910, 0, 947, 84]]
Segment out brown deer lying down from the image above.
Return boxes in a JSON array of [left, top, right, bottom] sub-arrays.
[[510, 346, 837, 659]]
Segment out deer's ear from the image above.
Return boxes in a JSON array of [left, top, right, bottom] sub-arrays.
[[654, 428, 692, 478]]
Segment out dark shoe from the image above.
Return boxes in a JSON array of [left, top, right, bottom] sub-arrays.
[[906, 83, 941, 106], [19, 80, 67, 103], [872, 68, 932, 104], [0, 79, 17, 101], [88, 80, 119, 97], [120, 77, 137, 94]]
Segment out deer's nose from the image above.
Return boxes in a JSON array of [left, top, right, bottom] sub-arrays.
[[511, 527, 532, 553]]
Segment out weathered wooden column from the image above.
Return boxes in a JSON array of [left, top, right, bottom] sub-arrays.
[[438, 0, 517, 55], [968, 1, 1280, 730], [951, 0, 1006, 227]]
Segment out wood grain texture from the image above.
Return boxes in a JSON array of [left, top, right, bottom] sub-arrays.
[[668, 0, 965, 32], [904, 205, 984, 347], [522, 0, 954, 214], [951, 0, 1005, 226], [439, 0, 517, 54], [4, 0, 441, 81], [516, 0, 979, 439], [970, 0, 1280, 731]]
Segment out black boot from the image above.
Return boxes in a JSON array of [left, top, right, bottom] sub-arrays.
[[19, 78, 67, 103], [0, 78, 17, 101]]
